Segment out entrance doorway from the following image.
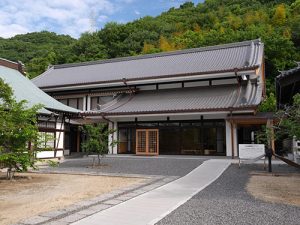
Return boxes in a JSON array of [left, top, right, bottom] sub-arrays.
[[136, 129, 159, 155], [118, 120, 226, 156]]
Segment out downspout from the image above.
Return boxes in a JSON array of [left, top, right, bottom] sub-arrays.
[[101, 112, 113, 123], [122, 78, 134, 95]]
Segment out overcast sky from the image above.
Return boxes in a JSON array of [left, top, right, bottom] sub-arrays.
[[0, 0, 203, 39]]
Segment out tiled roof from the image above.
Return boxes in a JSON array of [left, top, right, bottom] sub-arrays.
[[0, 65, 80, 115], [86, 83, 262, 115], [32, 39, 264, 89], [276, 62, 300, 80]]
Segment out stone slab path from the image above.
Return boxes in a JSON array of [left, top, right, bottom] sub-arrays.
[[72, 159, 231, 225]]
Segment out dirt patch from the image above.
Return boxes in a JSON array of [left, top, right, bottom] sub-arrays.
[[0, 172, 143, 225], [246, 174, 300, 207]]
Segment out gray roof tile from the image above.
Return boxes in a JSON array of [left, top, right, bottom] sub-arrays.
[[32, 39, 263, 88], [0, 65, 80, 115], [89, 83, 262, 115]]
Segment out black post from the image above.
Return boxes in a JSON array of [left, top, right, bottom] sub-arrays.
[[265, 148, 272, 173]]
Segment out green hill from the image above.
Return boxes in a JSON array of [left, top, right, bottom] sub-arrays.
[[0, 0, 299, 87]]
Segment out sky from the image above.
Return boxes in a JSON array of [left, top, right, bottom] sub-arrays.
[[0, 0, 203, 39]]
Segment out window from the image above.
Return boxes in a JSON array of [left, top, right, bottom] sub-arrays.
[[91, 97, 99, 110], [38, 132, 55, 149], [59, 98, 84, 110], [68, 98, 77, 109], [90, 96, 114, 110]]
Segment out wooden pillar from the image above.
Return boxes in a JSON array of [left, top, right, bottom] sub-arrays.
[[231, 121, 235, 159], [76, 129, 80, 152]]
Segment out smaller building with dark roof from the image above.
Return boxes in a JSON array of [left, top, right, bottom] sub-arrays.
[[276, 62, 300, 108]]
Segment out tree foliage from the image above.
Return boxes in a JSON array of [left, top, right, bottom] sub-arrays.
[[80, 123, 117, 166], [258, 93, 277, 112], [0, 0, 298, 87], [0, 79, 42, 179], [276, 93, 300, 140]]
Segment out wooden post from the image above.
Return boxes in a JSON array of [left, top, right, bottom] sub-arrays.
[[76, 129, 80, 152], [231, 121, 235, 159]]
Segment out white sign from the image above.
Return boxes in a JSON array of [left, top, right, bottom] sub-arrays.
[[239, 144, 265, 159]]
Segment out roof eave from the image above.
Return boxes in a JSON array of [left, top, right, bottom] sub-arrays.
[[39, 66, 259, 92], [81, 106, 258, 117]]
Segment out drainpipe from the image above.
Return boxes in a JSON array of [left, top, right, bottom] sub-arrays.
[[234, 68, 240, 86], [122, 78, 134, 95]]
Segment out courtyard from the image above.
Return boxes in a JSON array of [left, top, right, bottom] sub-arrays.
[[1, 156, 299, 225]]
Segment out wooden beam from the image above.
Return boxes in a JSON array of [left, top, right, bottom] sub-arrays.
[[231, 121, 235, 159]]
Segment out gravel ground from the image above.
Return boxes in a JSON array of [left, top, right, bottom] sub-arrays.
[[43, 156, 204, 177], [156, 164, 300, 225]]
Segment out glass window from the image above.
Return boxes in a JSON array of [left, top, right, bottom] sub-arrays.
[[78, 98, 83, 110], [136, 123, 158, 127], [160, 128, 181, 154], [181, 122, 192, 127], [181, 128, 202, 155], [217, 127, 225, 153], [203, 128, 217, 155], [99, 96, 114, 104], [159, 122, 180, 127], [68, 98, 77, 109], [91, 97, 99, 110]]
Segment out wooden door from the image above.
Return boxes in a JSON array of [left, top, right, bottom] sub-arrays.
[[136, 129, 159, 155]]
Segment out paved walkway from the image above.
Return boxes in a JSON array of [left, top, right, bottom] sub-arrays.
[[72, 159, 231, 225], [156, 164, 300, 225]]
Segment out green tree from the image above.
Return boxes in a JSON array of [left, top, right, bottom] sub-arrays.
[[71, 32, 108, 61], [0, 79, 42, 179], [272, 4, 287, 26], [258, 93, 277, 112], [80, 123, 117, 166]]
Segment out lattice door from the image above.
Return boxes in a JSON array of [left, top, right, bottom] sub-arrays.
[[136, 129, 159, 155]]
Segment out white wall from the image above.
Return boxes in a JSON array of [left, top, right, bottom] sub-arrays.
[[56, 122, 64, 149], [225, 120, 238, 157], [36, 150, 63, 159], [108, 121, 118, 154]]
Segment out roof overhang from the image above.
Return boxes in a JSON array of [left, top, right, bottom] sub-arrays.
[[83, 108, 256, 119], [227, 112, 275, 125], [40, 68, 257, 92]]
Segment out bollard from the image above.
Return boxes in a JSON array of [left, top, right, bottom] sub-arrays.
[[265, 148, 273, 173]]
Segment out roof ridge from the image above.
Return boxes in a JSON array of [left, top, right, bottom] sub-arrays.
[[52, 39, 261, 70]]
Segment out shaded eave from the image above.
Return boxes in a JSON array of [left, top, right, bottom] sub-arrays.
[[227, 112, 275, 124], [39, 66, 259, 90]]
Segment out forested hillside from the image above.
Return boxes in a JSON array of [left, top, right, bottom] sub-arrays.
[[0, 0, 299, 91]]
